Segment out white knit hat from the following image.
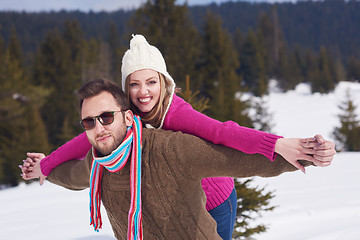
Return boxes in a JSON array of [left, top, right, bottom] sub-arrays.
[[121, 34, 176, 129], [121, 34, 175, 91]]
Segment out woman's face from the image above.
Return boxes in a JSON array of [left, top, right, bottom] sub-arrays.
[[128, 69, 161, 113]]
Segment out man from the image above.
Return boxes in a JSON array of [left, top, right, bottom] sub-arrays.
[[22, 79, 334, 240]]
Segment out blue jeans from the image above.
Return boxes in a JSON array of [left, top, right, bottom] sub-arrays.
[[208, 188, 237, 240]]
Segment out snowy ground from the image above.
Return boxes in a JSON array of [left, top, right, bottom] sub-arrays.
[[252, 81, 360, 240], [1, 81, 360, 240], [251, 152, 360, 240]]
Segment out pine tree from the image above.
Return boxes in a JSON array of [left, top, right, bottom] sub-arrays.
[[199, 12, 275, 238], [107, 21, 122, 82], [61, 19, 84, 119], [256, 7, 293, 90], [97, 41, 112, 80], [233, 30, 255, 128], [303, 50, 317, 81], [127, 0, 200, 88], [200, 11, 250, 124], [0, 54, 24, 185], [32, 21, 84, 146], [233, 179, 275, 239], [232, 96, 275, 239], [32, 28, 68, 146], [257, 13, 274, 77], [277, 47, 303, 91], [333, 89, 360, 151], [81, 38, 99, 82], [179, 75, 210, 113], [292, 45, 308, 79], [233, 28, 244, 55], [309, 47, 336, 93], [239, 29, 267, 97], [332, 59, 346, 83], [81, 38, 117, 83], [251, 96, 274, 133], [23, 104, 50, 155], [0, 29, 49, 186], [347, 56, 360, 81], [256, 7, 285, 78], [57, 116, 75, 144]]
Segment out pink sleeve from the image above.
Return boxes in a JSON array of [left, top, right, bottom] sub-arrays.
[[40, 132, 92, 176], [163, 95, 282, 161]]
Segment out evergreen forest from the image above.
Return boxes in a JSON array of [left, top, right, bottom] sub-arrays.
[[1, 0, 360, 238]]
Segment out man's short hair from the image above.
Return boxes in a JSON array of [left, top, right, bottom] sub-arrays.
[[78, 79, 130, 113]]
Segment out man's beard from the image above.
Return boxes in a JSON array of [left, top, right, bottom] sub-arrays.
[[90, 127, 127, 156]]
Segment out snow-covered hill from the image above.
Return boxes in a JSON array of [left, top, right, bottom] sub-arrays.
[[1, 81, 360, 240]]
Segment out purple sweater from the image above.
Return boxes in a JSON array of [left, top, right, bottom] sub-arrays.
[[40, 94, 281, 210]]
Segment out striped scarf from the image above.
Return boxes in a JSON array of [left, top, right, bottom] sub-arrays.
[[89, 115, 143, 240]]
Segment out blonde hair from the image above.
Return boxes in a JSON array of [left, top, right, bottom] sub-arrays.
[[125, 72, 172, 128]]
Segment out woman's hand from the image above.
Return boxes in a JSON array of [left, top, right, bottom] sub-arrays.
[[274, 134, 336, 173], [21, 152, 47, 185], [302, 134, 336, 166]]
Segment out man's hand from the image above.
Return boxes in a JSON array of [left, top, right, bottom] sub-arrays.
[[302, 134, 336, 167], [21, 152, 47, 185], [275, 134, 336, 173]]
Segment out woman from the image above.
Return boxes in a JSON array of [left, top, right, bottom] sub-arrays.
[[23, 35, 334, 240]]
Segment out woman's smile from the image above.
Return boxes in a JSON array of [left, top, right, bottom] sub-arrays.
[[138, 96, 152, 104]]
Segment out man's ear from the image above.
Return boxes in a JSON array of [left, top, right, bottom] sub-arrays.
[[124, 110, 133, 127]]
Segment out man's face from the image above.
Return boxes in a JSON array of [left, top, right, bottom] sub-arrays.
[[81, 91, 133, 155]]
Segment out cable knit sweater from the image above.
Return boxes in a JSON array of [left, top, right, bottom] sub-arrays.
[[41, 94, 282, 210], [47, 128, 302, 240]]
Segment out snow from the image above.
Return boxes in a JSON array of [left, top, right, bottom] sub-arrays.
[[251, 152, 360, 240], [0, 182, 115, 239], [249, 80, 360, 240], [1, 81, 360, 240]]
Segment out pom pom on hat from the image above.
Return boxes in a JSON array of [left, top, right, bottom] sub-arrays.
[[121, 34, 175, 91], [129, 34, 148, 49]]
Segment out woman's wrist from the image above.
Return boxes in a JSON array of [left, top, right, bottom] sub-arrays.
[[274, 138, 285, 154]]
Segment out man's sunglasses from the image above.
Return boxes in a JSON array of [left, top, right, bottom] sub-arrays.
[[80, 111, 122, 130]]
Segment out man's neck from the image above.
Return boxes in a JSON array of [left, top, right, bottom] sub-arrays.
[[95, 149, 106, 158]]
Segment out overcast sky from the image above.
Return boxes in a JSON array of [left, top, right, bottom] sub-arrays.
[[0, 0, 292, 12]]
